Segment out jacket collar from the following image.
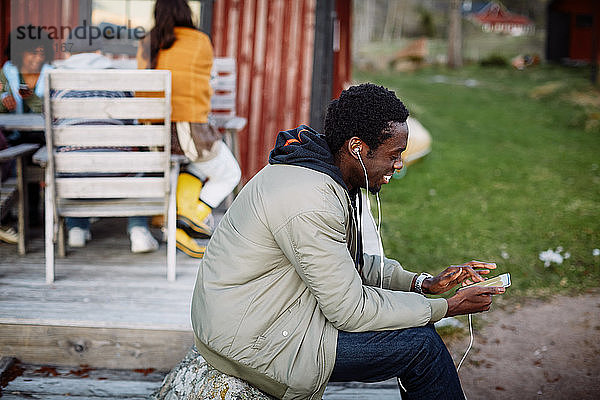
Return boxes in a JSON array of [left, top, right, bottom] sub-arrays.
[[268, 124, 347, 191]]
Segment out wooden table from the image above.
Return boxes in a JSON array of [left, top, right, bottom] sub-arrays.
[[0, 114, 44, 131]]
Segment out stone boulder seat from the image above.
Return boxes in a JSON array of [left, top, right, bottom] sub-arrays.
[[151, 347, 275, 400]]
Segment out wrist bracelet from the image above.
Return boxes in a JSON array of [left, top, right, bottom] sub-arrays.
[[414, 273, 433, 295]]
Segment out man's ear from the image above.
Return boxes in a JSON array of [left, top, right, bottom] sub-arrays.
[[348, 136, 362, 159]]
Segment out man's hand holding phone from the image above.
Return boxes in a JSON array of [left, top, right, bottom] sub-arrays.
[[417, 260, 510, 317], [445, 285, 505, 317], [445, 272, 510, 317]]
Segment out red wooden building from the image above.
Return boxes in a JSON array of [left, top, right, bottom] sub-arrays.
[[547, 0, 600, 65], [0, 0, 352, 182], [470, 1, 534, 36]]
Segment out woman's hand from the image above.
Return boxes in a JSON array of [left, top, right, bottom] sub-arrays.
[[19, 85, 33, 99], [422, 260, 497, 295], [1, 94, 17, 111]]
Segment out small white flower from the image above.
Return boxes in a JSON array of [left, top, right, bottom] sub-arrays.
[[539, 248, 564, 267], [501, 251, 510, 259], [593, 249, 600, 256], [556, 246, 563, 253], [564, 252, 570, 259]]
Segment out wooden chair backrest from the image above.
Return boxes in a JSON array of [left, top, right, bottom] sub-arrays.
[[44, 69, 172, 216], [210, 58, 237, 129]]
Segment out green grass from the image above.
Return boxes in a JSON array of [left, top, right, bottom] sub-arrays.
[[354, 64, 600, 298]]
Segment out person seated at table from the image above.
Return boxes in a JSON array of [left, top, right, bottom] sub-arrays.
[[55, 29, 159, 253], [0, 28, 54, 226], [137, 0, 241, 257], [0, 27, 54, 145]]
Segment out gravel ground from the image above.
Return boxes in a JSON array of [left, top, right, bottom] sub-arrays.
[[446, 289, 600, 400]]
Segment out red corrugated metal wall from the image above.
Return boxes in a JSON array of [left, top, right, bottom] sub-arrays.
[[0, 1, 10, 64], [1, 0, 79, 64], [333, 0, 352, 98], [211, 0, 317, 183]]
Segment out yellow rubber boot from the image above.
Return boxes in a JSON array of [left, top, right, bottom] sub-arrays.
[[176, 228, 206, 258], [176, 173, 213, 238]]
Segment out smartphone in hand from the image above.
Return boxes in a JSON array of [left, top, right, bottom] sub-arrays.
[[458, 273, 511, 290], [19, 84, 33, 98]]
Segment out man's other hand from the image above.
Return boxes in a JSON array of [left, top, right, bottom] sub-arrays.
[[422, 261, 496, 295], [445, 286, 504, 317]]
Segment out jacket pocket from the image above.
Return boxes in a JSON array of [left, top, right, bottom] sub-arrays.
[[252, 297, 301, 351]]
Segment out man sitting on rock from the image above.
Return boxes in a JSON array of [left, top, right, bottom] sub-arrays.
[[189, 83, 504, 399]]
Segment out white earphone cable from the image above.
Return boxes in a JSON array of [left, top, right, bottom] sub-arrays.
[[457, 313, 473, 372], [375, 193, 384, 289], [356, 151, 385, 289], [356, 154, 370, 254]]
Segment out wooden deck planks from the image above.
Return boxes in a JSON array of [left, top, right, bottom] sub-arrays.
[[0, 281, 193, 329], [324, 387, 401, 399], [0, 217, 205, 370], [4, 377, 160, 399], [0, 231, 200, 328], [1, 360, 165, 399]]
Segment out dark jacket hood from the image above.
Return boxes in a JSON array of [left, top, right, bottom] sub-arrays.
[[268, 125, 347, 190]]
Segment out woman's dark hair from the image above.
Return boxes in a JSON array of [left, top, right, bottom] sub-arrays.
[[147, 0, 196, 68], [323, 83, 409, 156], [4, 27, 55, 70]]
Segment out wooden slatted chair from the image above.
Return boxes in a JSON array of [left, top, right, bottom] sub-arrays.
[[209, 58, 247, 204], [210, 57, 247, 147], [43, 69, 178, 283], [0, 143, 40, 254]]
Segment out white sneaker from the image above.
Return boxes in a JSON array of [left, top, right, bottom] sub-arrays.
[[0, 227, 18, 244], [68, 227, 91, 247], [130, 226, 159, 253]]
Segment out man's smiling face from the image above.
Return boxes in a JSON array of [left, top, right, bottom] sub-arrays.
[[360, 121, 408, 194]]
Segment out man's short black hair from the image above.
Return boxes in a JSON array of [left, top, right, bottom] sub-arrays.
[[323, 83, 409, 156]]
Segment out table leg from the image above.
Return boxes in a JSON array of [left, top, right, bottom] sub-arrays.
[[16, 156, 29, 255]]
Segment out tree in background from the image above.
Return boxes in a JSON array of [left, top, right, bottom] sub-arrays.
[[417, 6, 437, 38], [354, 0, 440, 45], [448, 0, 463, 68]]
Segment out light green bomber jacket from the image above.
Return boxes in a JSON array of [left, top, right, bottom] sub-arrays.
[[191, 163, 448, 400]]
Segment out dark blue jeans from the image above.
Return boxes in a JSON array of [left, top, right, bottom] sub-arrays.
[[330, 324, 465, 400]]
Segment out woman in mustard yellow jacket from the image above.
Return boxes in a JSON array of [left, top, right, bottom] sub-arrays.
[[138, 0, 241, 257]]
